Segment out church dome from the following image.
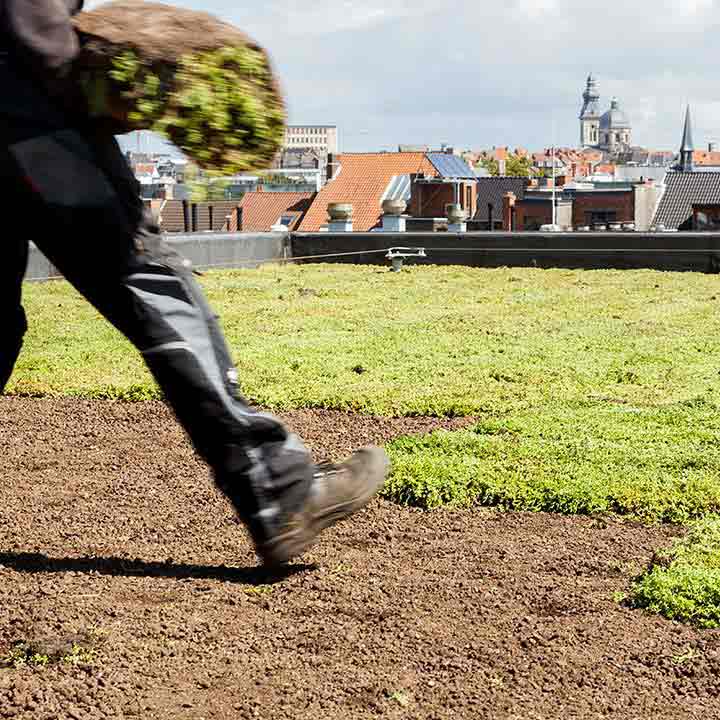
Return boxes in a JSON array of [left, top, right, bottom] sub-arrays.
[[599, 98, 630, 130]]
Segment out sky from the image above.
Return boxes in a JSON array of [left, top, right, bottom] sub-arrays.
[[86, 0, 720, 154]]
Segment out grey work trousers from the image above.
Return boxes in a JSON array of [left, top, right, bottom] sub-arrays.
[[0, 69, 312, 538]]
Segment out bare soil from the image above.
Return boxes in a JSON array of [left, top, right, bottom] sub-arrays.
[[1, 398, 720, 720]]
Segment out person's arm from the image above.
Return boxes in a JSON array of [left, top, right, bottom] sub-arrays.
[[4, 0, 81, 87]]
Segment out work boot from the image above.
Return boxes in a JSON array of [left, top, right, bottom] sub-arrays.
[[252, 446, 390, 567]]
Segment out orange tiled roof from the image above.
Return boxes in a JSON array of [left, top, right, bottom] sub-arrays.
[[595, 163, 616, 174], [238, 191, 315, 232], [580, 149, 604, 161], [694, 151, 720, 166], [298, 152, 437, 232], [134, 163, 156, 176]]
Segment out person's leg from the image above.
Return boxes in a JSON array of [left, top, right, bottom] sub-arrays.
[[0, 232, 29, 393], [2, 126, 311, 514], [1, 124, 388, 564]]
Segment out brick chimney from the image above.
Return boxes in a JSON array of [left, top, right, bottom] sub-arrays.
[[502, 192, 516, 231], [326, 153, 341, 182]]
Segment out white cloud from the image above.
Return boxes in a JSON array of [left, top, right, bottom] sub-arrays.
[[82, 0, 720, 151], [265, 0, 443, 35]]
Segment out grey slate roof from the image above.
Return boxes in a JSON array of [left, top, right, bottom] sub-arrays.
[[474, 177, 530, 222], [652, 171, 720, 229]]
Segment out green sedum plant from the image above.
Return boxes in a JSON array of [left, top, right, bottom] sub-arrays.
[[631, 517, 720, 628], [74, 1, 286, 173], [383, 399, 720, 523], [2, 641, 96, 669], [104, 47, 284, 174]]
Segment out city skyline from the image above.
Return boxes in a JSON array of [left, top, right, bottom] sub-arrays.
[[88, 0, 720, 153]]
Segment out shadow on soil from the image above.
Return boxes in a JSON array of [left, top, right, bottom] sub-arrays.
[[0, 552, 314, 585]]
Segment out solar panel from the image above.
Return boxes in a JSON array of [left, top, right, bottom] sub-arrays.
[[426, 153, 476, 179]]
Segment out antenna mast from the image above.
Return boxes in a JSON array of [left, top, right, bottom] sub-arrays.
[[551, 120, 557, 227]]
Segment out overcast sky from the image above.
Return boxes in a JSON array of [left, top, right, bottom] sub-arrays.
[[87, 0, 720, 153]]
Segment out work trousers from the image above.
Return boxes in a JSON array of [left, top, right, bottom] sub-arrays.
[[0, 68, 312, 537]]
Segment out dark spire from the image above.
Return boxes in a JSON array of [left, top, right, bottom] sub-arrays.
[[580, 73, 600, 119], [680, 105, 694, 172]]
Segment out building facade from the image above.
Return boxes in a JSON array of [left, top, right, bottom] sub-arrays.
[[507, 179, 658, 232], [579, 75, 632, 153], [283, 125, 338, 155]]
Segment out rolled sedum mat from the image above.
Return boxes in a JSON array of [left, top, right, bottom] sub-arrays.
[[73, 0, 286, 173]]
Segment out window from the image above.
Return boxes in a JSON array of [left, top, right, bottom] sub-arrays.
[[277, 213, 298, 228]]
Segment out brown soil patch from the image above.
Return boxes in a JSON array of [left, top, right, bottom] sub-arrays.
[[1, 398, 720, 719]]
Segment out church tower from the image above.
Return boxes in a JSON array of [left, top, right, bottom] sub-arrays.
[[678, 105, 694, 172], [579, 73, 601, 147]]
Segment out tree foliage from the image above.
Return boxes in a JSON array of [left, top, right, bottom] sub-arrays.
[[480, 157, 500, 176], [505, 153, 534, 177], [479, 153, 534, 177]]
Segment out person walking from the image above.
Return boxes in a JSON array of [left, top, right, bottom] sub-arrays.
[[0, 0, 389, 566]]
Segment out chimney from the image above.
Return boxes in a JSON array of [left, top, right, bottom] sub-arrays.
[[502, 192, 516, 231], [446, 203, 468, 233], [326, 153, 341, 182], [381, 199, 407, 232], [327, 202, 353, 232], [182, 199, 190, 233]]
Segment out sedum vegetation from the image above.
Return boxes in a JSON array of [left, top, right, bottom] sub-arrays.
[[101, 46, 284, 173], [11, 263, 720, 627], [11, 264, 720, 413], [630, 517, 720, 629], [383, 398, 720, 523]]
